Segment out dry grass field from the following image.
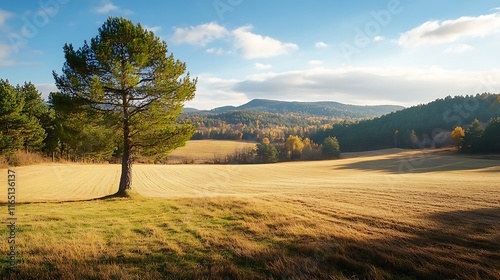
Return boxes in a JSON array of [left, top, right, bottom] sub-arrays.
[[0, 149, 499, 279], [166, 140, 256, 163]]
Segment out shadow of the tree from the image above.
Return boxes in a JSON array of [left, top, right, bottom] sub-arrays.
[[324, 207, 500, 279], [244, 207, 500, 279], [4, 206, 499, 279]]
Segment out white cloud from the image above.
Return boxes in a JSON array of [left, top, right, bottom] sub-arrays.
[[255, 63, 272, 70], [0, 43, 39, 67], [95, 3, 118, 14], [315, 41, 328, 48], [143, 25, 161, 33], [399, 12, 500, 47], [230, 66, 500, 106], [444, 44, 474, 54], [0, 9, 13, 28], [232, 25, 298, 59], [186, 67, 500, 109], [0, 43, 12, 59], [94, 1, 133, 15], [171, 22, 228, 46], [35, 83, 58, 101], [373, 36, 385, 42], [206, 47, 231, 55], [95, 3, 117, 13], [185, 75, 249, 110], [172, 22, 298, 59], [309, 60, 324, 66]]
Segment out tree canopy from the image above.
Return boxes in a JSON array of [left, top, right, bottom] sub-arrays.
[[322, 136, 341, 159], [451, 126, 465, 149], [462, 119, 484, 153]]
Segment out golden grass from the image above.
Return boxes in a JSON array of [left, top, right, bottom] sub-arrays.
[[2, 149, 498, 203], [0, 151, 49, 168], [166, 140, 256, 163], [0, 149, 499, 279]]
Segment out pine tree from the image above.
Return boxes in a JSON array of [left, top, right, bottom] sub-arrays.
[[18, 82, 48, 152], [483, 117, 500, 153], [462, 119, 484, 153], [322, 136, 341, 159], [256, 142, 278, 163], [53, 17, 197, 195], [0, 80, 46, 154]]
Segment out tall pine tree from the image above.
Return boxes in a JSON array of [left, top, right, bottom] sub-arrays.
[[53, 17, 197, 195]]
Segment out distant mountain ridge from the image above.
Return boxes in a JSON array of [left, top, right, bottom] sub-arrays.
[[185, 99, 404, 119]]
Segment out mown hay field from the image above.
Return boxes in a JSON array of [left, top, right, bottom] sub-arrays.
[[0, 149, 499, 279], [166, 140, 256, 163]]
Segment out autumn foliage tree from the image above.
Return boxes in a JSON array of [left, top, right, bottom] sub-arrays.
[[285, 135, 305, 160], [451, 126, 465, 149], [53, 17, 197, 195]]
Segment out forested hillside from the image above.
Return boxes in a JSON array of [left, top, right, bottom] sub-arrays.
[[311, 94, 500, 152], [182, 99, 403, 142], [181, 111, 335, 142]]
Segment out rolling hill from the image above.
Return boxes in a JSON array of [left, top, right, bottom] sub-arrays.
[[185, 99, 404, 119]]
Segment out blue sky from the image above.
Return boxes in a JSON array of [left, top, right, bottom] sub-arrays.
[[1, 0, 500, 109]]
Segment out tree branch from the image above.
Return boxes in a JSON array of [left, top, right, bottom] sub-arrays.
[[129, 96, 161, 117], [103, 86, 124, 95]]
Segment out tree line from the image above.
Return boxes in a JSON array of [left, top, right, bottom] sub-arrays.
[[216, 135, 341, 164], [451, 118, 500, 153], [0, 79, 120, 164]]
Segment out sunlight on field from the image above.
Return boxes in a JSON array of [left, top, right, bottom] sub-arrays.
[[1, 149, 498, 203], [1, 149, 499, 279]]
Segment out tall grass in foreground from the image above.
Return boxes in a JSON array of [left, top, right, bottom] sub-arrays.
[[1, 192, 499, 279]]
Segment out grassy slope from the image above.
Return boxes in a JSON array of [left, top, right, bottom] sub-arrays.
[[0, 150, 499, 279]]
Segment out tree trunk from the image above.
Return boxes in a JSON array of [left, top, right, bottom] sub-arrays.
[[117, 143, 132, 195], [117, 94, 132, 196]]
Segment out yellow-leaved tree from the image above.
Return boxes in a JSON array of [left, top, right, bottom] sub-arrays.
[[451, 126, 465, 149]]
